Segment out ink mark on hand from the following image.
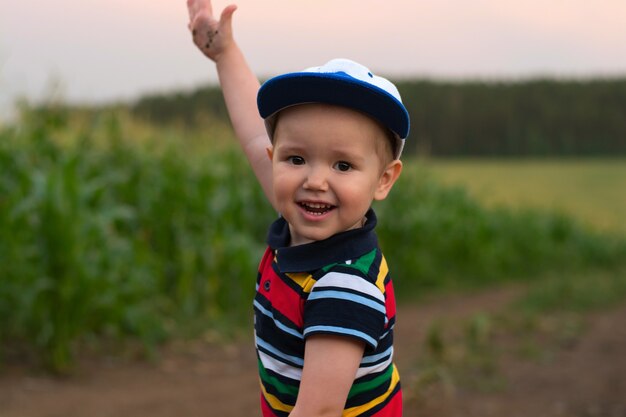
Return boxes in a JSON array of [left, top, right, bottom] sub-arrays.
[[205, 29, 218, 49]]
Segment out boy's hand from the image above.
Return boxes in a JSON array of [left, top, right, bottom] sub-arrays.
[[187, 0, 274, 207], [187, 0, 237, 62]]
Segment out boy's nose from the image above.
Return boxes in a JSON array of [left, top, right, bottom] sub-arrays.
[[303, 166, 329, 191]]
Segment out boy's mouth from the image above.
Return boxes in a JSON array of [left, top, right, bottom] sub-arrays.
[[298, 202, 336, 216]]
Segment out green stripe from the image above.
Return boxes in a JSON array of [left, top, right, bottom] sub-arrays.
[[322, 248, 377, 275], [259, 359, 392, 401], [258, 358, 300, 397], [348, 364, 393, 399], [350, 249, 377, 275]]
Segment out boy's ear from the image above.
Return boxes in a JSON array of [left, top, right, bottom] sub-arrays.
[[266, 146, 274, 161], [374, 160, 403, 201]]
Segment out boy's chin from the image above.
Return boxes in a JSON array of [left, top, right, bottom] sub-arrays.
[[287, 220, 366, 246]]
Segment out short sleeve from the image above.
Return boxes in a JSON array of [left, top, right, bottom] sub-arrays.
[[303, 269, 386, 350]]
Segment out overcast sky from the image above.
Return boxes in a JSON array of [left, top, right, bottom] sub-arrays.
[[2, 0, 626, 114]]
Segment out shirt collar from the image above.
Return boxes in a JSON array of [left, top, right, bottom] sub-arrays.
[[266, 208, 379, 273]]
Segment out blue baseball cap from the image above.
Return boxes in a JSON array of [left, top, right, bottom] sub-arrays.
[[257, 58, 410, 159]]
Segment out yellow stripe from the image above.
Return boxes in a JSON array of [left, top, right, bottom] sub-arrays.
[[260, 366, 399, 416], [342, 365, 400, 417], [374, 256, 388, 293], [286, 272, 317, 293], [260, 380, 295, 413]]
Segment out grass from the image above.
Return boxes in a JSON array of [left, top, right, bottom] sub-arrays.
[[1, 104, 626, 372], [517, 267, 626, 313], [410, 267, 626, 401], [421, 158, 626, 234], [376, 166, 626, 295]]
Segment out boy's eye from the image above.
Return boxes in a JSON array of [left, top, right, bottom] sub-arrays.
[[335, 161, 352, 172], [288, 156, 305, 165]]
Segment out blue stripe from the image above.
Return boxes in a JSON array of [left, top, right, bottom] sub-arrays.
[[304, 325, 378, 348], [308, 290, 386, 314], [254, 300, 304, 340], [256, 337, 305, 367], [361, 346, 393, 364]]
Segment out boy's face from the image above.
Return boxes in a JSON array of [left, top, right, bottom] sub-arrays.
[[268, 103, 402, 246]]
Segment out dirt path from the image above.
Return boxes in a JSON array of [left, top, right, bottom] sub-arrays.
[[1, 287, 625, 417]]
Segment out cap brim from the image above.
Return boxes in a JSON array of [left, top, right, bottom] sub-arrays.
[[257, 72, 410, 140]]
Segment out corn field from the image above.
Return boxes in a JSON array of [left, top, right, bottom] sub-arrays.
[[1, 106, 625, 371]]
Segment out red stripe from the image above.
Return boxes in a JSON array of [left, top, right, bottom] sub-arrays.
[[260, 393, 280, 417], [371, 388, 402, 417], [384, 280, 397, 327], [258, 258, 304, 328]]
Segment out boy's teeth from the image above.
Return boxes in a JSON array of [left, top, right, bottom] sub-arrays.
[[306, 203, 330, 209], [300, 202, 334, 214]]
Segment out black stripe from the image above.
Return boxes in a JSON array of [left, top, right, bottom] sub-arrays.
[[254, 312, 304, 357], [357, 382, 402, 417], [345, 378, 393, 409], [353, 365, 393, 384]]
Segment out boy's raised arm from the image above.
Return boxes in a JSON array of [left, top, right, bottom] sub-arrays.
[[188, 0, 276, 209]]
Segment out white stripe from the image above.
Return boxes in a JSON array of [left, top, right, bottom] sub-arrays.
[[355, 356, 392, 378], [258, 350, 303, 381], [307, 290, 386, 314], [313, 272, 384, 303]]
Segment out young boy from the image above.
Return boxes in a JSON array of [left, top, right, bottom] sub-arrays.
[[187, 1, 409, 416]]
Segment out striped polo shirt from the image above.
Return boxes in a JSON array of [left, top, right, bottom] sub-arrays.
[[254, 209, 402, 417]]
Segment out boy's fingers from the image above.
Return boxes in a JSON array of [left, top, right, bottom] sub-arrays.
[[187, 0, 213, 22], [219, 4, 238, 32], [186, 0, 198, 21], [203, 0, 214, 18]]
